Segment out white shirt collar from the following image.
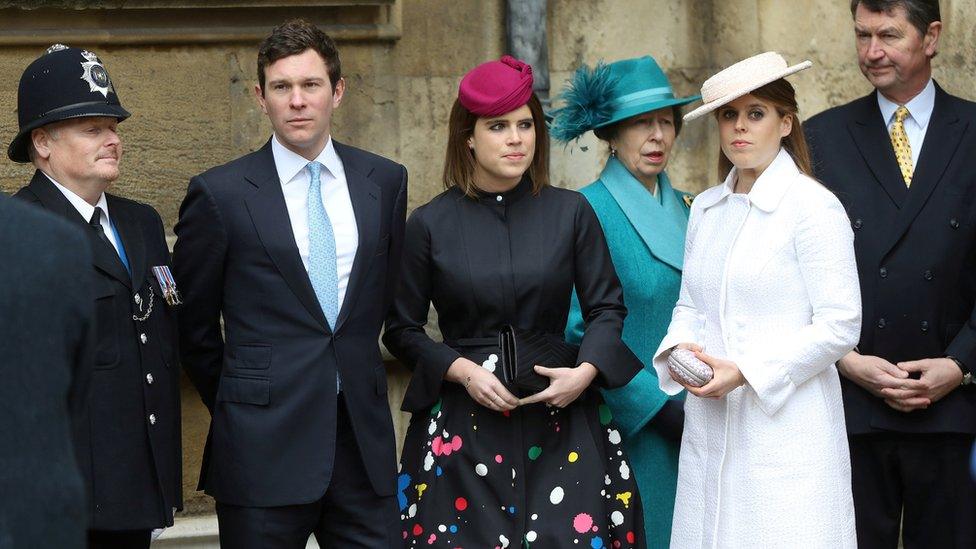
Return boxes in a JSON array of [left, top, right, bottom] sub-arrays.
[[746, 148, 800, 212], [271, 134, 345, 185], [877, 78, 935, 129], [44, 171, 110, 224]]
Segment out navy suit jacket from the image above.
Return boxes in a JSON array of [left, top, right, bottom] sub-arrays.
[[0, 194, 91, 547], [173, 139, 407, 505], [806, 83, 976, 435]]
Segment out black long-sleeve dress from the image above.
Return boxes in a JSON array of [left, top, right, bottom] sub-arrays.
[[384, 178, 646, 548]]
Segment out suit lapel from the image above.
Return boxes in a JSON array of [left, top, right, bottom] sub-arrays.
[[333, 141, 380, 332], [108, 195, 144, 289], [243, 142, 330, 332], [25, 171, 132, 288], [882, 84, 968, 256], [847, 92, 909, 209]]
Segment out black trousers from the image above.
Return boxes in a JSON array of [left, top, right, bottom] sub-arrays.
[[850, 432, 976, 549], [216, 395, 400, 549], [88, 529, 151, 549]]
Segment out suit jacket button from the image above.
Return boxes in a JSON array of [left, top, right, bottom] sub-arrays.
[[920, 321, 929, 332], [877, 318, 887, 329], [950, 218, 960, 229], [148, 413, 156, 425], [924, 270, 933, 280], [140, 333, 148, 344], [146, 373, 154, 385], [852, 218, 863, 230], [879, 267, 887, 278]]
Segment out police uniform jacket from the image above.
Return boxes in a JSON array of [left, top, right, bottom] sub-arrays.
[[15, 171, 182, 530], [805, 83, 976, 435]]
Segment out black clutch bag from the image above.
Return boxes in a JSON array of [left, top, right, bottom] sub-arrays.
[[498, 325, 581, 395]]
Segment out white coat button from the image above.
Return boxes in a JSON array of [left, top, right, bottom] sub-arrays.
[[140, 333, 148, 344], [149, 413, 156, 425], [496, 195, 503, 202], [146, 373, 154, 385]]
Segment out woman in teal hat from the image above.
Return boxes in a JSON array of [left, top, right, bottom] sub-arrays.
[[553, 56, 699, 548]]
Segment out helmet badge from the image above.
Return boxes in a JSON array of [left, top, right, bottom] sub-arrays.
[[80, 50, 114, 98]]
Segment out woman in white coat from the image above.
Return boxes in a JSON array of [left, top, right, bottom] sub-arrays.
[[653, 52, 861, 548]]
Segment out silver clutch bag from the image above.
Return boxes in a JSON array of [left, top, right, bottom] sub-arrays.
[[667, 348, 713, 388]]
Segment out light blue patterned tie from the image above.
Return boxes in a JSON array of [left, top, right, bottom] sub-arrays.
[[306, 161, 341, 391]]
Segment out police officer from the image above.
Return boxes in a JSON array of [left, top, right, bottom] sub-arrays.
[[9, 45, 182, 549]]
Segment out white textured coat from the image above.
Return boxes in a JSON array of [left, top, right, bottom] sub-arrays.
[[653, 149, 861, 548]]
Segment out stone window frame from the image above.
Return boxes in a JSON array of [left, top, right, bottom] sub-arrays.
[[0, 1, 401, 45]]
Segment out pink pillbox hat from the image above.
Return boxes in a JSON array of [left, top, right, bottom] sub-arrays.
[[458, 55, 534, 117]]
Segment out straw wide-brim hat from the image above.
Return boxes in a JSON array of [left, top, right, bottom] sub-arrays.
[[683, 52, 812, 122]]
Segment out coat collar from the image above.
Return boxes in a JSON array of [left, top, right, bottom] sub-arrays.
[[696, 148, 799, 212], [597, 157, 687, 270], [24, 170, 134, 288], [25, 169, 86, 222], [472, 175, 533, 206]]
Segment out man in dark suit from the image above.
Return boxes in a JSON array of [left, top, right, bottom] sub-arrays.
[[173, 19, 407, 547], [9, 45, 182, 549], [0, 195, 92, 549], [805, 1, 975, 547]]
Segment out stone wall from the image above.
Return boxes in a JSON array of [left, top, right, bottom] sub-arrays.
[[2, 0, 974, 517]]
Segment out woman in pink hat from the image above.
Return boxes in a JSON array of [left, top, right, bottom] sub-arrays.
[[652, 52, 860, 547], [384, 56, 646, 548]]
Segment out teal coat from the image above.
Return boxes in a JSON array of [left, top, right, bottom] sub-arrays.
[[567, 158, 690, 548]]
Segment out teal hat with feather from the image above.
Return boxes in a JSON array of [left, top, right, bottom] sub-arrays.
[[551, 56, 700, 142]]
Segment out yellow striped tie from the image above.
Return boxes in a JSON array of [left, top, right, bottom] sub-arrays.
[[890, 105, 913, 187]]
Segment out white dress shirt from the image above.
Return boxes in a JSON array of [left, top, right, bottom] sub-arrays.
[[878, 78, 935, 169], [272, 134, 359, 312], [45, 172, 122, 255]]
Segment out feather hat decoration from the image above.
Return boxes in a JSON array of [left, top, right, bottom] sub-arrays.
[[550, 56, 701, 143], [550, 62, 617, 143]]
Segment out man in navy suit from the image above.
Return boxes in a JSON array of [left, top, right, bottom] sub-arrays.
[[174, 19, 407, 548], [805, 1, 975, 547], [0, 195, 92, 549]]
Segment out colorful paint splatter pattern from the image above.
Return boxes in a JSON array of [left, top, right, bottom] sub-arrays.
[[398, 373, 644, 548]]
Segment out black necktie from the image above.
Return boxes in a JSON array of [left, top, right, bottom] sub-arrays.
[[89, 207, 116, 253]]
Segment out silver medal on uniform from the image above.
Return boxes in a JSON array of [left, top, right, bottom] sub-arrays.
[[152, 265, 182, 306]]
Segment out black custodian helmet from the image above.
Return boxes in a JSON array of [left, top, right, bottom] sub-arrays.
[[8, 44, 130, 163]]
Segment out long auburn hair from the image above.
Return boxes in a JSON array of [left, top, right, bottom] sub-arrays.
[[716, 78, 813, 179], [442, 93, 550, 197]]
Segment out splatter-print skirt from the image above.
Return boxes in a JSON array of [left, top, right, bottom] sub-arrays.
[[397, 350, 646, 549]]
